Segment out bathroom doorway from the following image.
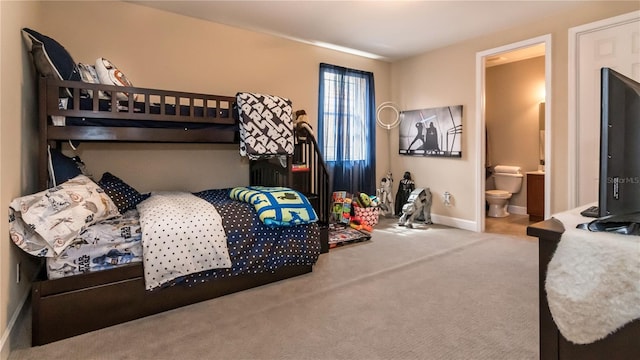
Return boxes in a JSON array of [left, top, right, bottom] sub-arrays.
[[475, 35, 552, 235]]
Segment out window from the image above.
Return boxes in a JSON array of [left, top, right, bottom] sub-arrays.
[[321, 71, 369, 161], [318, 63, 376, 194]]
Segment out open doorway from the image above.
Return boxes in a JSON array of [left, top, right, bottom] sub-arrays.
[[475, 35, 552, 234]]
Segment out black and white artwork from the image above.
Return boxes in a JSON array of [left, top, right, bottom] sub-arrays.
[[399, 105, 462, 158]]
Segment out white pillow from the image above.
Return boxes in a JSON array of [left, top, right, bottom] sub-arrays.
[[95, 57, 136, 101], [78, 62, 108, 99], [9, 175, 121, 257]]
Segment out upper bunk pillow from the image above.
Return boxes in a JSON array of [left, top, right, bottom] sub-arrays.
[[77, 63, 109, 99], [95, 57, 136, 101], [21, 28, 81, 97]]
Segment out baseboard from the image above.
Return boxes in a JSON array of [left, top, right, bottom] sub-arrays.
[[508, 205, 527, 215], [0, 288, 30, 360], [431, 214, 477, 232]]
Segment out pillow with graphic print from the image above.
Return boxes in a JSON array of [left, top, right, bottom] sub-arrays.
[[8, 175, 120, 257], [95, 57, 136, 101], [78, 62, 109, 99], [98, 172, 149, 213]]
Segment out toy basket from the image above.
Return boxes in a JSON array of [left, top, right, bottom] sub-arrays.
[[353, 206, 380, 226]]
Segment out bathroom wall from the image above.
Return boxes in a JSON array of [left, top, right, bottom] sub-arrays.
[[485, 56, 545, 209]]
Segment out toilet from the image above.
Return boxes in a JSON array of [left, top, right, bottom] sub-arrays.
[[486, 165, 523, 218]]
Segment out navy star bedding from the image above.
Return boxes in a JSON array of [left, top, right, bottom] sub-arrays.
[[37, 188, 320, 287], [181, 189, 320, 287]]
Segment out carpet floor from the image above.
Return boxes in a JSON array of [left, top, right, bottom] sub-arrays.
[[9, 217, 539, 360]]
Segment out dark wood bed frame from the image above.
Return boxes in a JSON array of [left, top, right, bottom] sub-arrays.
[[527, 218, 640, 360], [31, 76, 328, 345]]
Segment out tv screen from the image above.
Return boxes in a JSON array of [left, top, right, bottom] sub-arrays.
[[598, 67, 640, 218]]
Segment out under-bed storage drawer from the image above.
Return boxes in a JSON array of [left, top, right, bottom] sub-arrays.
[[31, 265, 312, 345]]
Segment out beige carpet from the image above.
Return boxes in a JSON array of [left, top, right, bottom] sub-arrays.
[[9, 217, 539, 360]]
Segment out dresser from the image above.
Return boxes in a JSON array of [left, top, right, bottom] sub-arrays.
[[527, 217, 640, 360]]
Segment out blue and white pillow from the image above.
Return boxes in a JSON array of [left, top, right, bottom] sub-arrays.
[[47, 146, 84, 187], [22, 28, 81, 97]]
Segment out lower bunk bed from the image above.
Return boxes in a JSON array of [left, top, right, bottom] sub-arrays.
[[14, 185, 321, 345]]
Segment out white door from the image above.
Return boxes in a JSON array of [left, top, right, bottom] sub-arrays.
[[573, 12, 640, 207]]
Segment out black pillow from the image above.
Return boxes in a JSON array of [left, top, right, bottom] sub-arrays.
[[22, 28, 81, 97], [48, 147, 83, 186], [97, 172, 149, 213]]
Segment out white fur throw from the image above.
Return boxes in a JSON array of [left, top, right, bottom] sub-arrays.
[[546, 206, 640, 344]]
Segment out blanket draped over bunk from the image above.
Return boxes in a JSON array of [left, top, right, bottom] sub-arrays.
[[546, 207, 640, 344], [236, 92, 294, 160], [137, 192, 232, 290]]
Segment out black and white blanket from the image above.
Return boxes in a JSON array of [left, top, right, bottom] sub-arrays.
[[236, 92, 294, 159], [137, 192, 232, 290]]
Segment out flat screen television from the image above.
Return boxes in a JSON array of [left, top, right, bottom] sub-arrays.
[[598, 67, 640, 219]]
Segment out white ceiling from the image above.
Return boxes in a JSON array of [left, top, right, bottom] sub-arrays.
[[130, 0, 583, 62]]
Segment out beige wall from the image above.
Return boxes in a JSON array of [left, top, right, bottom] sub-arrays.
[[36, 1, 392, 192], [390, 1, 639, 223], [1, 1, 42, 358], [486, 56, 545, 209]]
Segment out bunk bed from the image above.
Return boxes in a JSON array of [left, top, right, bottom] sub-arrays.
[[21, 75, 330, 345]]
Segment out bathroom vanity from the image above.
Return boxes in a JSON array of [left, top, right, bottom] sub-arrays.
[[526, 171, 545, 221]]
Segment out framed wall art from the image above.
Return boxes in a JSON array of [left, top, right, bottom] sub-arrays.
[[399, 105, 462, 158]]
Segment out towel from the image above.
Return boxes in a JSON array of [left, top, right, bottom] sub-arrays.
[[493, 165, 521, 174]]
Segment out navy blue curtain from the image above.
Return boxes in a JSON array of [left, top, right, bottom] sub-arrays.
[[318, 63, 376, 195]]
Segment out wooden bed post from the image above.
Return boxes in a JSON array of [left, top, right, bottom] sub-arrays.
[[38, 76, 49, 191]]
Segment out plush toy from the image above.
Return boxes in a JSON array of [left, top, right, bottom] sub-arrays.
[[294, 110, 314, 137], [350, 216, 373, 232], [354, 192, 372, 208], [398, 188, 433, 228]]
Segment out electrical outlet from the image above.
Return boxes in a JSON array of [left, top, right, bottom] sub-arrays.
[[443, 191, 452, 206], [16, 262, 21, 283]]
